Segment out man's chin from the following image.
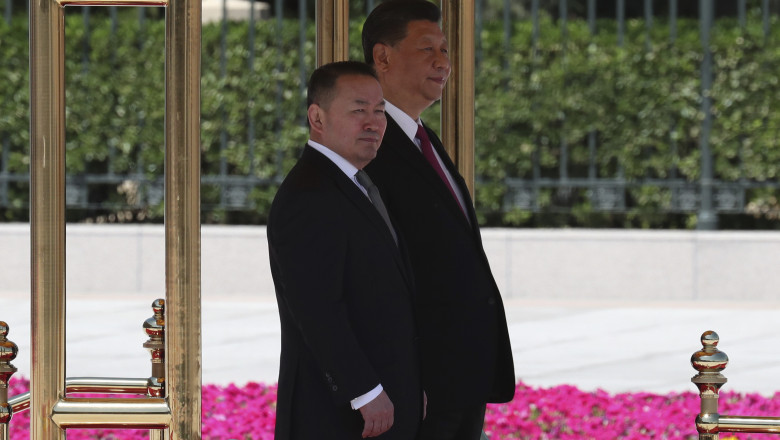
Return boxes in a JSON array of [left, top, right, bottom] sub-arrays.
[[361, 148, 379, 161], [423, 90, 445, 105]]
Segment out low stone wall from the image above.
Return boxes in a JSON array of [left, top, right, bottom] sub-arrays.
[[482, 229, 780, 303], [1, 224, 778, 303]]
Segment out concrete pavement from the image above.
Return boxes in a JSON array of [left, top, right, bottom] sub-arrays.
[[2, 294, 779, 396]]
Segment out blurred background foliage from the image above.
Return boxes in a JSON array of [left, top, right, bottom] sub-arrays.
[[1, 3, 779, 228]]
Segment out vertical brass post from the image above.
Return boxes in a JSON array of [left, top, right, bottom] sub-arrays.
[[0, 322, 19, 440], [164, 0, 202, 436], [315, 0, 349, 66], [29, 0, 67, 436], [441, 0, 476, 198], [691, 330, 729, 440]]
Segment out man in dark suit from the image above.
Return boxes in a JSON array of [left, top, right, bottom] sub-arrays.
[[362, 2, 516, 439], [268, 61, 422, 439]]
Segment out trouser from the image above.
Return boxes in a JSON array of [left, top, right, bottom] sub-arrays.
[[417, 403, 487, 440]]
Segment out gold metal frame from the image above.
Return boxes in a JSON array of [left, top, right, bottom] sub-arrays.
[[441, 0, 476, 196], [27, 0, 201, 436], [6, 0, 473, 438], [691, 331, 780, 439], [315, 0, 349, 67]]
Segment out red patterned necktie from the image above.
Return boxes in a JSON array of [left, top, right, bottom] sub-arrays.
[[415, 124, 466, 216]]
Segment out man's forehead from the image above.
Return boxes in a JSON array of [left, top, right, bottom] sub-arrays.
[[407, 20, 446, 39], [417, 33, 448, 44], [335, 78, 384, 102]]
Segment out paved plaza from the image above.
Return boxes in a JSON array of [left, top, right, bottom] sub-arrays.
[[2, 294, 779, 396]]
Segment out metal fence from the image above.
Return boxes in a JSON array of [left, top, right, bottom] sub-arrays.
[[1, 0, 779, 227], [498, 0, 780, 229]]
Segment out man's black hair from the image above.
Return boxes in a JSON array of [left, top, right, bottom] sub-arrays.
[[306, 60, 379, 109], [361, 0, 441, 65]]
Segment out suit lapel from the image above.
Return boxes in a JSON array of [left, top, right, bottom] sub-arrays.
[[301, 146, 414, 290], [423, 126, 481, 231], [384, 116, 475, 232]]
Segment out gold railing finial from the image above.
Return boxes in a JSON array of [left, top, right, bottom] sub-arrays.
[[144, 299, 166, 398], [0, 321, 19, 440], [691, 331, 780, 438], [691, 330, 728, 439]]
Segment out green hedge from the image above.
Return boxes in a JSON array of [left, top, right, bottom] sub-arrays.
[[473, 12, 780, 228], [1, 9, 779, 227]]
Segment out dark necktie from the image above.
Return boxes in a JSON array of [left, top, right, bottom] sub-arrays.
[[355, 169, 398, 245], [415, 124, 466, 216]]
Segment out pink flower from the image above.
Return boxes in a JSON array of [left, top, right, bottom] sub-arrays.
[[5, 377, 780, 439]]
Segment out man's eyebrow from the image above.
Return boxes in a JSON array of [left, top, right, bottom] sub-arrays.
[[354, 99, 385, 106]]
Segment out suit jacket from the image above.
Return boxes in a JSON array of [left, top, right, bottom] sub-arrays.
[[268, 145, 421, 439], [365, 116, 515, 412]]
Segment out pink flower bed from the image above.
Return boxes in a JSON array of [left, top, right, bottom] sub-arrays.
[[5, 377, 780, 439]]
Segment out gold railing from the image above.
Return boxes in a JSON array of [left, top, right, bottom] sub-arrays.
[[1, 300, 171, 439], [691, 330, 780, 439], [0, 322, 18, 440]]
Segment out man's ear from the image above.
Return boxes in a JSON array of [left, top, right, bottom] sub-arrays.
[[308, 104, 325, 133], [372, 43, 391, 73]]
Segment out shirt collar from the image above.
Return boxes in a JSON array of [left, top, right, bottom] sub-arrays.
[[307, 139, 360, 181], [384, 100, 423, 143]]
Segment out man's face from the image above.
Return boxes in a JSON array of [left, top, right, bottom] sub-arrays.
[[313, 74, 387, 169], [381, 19, 451, 116]]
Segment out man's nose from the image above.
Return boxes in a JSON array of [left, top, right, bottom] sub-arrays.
[[365, 113, 385, 130], [434, 50, 451, 71]]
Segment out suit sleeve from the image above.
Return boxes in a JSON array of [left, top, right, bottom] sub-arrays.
[[269, 190, 381, 406]]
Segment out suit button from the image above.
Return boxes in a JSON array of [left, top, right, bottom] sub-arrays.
[[332, 385, 338, 391], [488, 297, 496, 305]]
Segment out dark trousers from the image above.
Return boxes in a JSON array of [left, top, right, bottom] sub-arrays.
[[417, 403, 487, 440]]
